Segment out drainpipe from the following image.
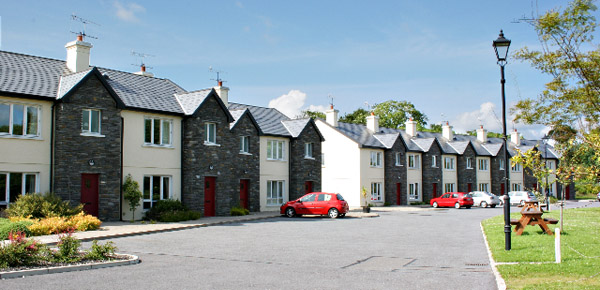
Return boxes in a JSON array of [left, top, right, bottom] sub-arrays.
[[181, 118, 185, 205], [50, 103, 56, 192], [119, 117, 124, 221]]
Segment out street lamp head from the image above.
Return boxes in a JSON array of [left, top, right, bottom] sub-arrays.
[[493, 30, 511, 63]]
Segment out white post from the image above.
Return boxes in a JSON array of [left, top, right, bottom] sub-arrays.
[[555, 228, 561, 263]]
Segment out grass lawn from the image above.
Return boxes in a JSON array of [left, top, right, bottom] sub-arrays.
[[482, 206, 600, 289]]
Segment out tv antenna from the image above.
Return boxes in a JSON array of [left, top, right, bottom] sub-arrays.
[[131, 50, 155, 69], [70, 14, 100, 40], [328, 94, 335, 107], [364, 102, 372, 112], [511, 0, 539, 24], [209, 66, 226, 85]]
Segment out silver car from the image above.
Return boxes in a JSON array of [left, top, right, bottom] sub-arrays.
[[469, 191, 501, 208], [508, 191, 538, 206]]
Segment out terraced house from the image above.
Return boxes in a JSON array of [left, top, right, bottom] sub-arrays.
[[316, 105, 574, 208], [0, 35, 322, 220]]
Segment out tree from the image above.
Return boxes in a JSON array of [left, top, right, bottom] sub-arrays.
[[372, 100, 428, 129], [339, 108, 369, 125], [513, 0, 600, 182], [123, 174, 142, 222], [512, 148, 554, 201], [297, 110, 325, 119]]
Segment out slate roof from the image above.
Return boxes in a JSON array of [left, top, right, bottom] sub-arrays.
[[228, 103, 292, 136], [175, 89, 211, 115], [282, 118, 311, 138], [0, 51, 69, 98]]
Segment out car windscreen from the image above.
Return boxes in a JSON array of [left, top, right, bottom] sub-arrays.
[[336, 194, 345, 201], [463, 193, 472, 198]]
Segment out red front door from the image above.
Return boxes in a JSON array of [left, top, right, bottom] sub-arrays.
[[566, 186, 571, 200], [304, 181, 313, 195], [204, 177, 216, 217], [396, 183, 401, 205], [467, 183, 472, 193], [432, 183, 438, 199], [501, 183, 505, 196], [240, 179, 249, 209], [81, 174, 99, 217]]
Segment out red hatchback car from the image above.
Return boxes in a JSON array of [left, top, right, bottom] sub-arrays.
[[430, 192, 474, 209], [280, 192, 349, 218]]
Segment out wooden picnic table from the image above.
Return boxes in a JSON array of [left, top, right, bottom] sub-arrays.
[[510, 201, 558, 235]]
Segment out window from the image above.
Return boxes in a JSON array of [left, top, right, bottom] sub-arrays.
[[144, 118, 172, 146], [432, 155, 438, 167], [321, 154, 325, 166], [371, 182, 382, 201], [408, 154, 420, 169], [444, 183, 455, 193], [395, 153, 403, 166], [0, 103, 40, 137], [267, 140, 285, 160], [409, 183, 420, 200], [204, 123, 216, 144], [143, 175, 171, 210], [267, 180, 284, 205], [305, 143, 314, 158], [444, 157, 455, 170], [82, 109, 101, 134], [478, 159, 489, 171], [370, 151, 382, 167], [546, 160, 553, 169], [478, 183, 489, 192], [466, 157, 473, 169], [511, 183, 522, 191], [499, 159, 505, 170], [0, 172, 38, 205], [240, 136, 250, 154], [511, 161, 522, 172]]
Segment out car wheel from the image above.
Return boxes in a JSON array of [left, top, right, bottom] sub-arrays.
[[432, 202, 439, 208], [455, 202, 461, 209], [285, 207, 296, 218], [480, 201, 488, 208], [490, 204, 497, 208], [328, 208, 339, 219]]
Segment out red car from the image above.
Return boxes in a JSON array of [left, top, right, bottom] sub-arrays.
[[430, 192, 474, 209], [280, 192, 349, 218]]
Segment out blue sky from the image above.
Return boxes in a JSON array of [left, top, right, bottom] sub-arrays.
[[0, 0, 582, 138]]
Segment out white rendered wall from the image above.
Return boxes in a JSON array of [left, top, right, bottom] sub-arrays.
[[441, 155, 458, 192], [259, 136, 289, 211], [476, 157, 491, 191], [360, 149, 385, 206], [406, 152, 423, 202]]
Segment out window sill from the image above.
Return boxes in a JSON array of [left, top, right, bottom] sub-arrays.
[[304, 156, 315, 160], [204, 142, 221, 147], [0, 134, 43, 140], [239, 152, 252, 156], [369, 166, 383, 168], [408, 167, 420, 170], [80, 132, 105, 138], [266, 158, 286, 162], [143, 144, 175, 149], [395, 164, 403, 167]]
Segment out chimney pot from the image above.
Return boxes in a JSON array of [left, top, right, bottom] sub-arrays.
[[77, 34, 83, 41]]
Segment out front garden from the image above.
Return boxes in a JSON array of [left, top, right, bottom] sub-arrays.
[[482, 206, 600, 289]]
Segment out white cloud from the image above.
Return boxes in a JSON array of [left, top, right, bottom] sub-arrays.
[[114, 1, 146, 23], [268, 90, 327, 119], [235, 1, 244, 9]]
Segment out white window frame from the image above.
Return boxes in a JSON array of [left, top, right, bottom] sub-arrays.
[[370, 151, 382, 168], [204, 122, 217, 145], [267, 140, 285, 161], [408, 154, 420, 169], [409, 183, 420, 200], [478, 159, 489, 171], [499, 158, 505, 170], [143, 175, 172, 210], [511, 183, 522, 191], [144, 117, 173, 147], [0, 102, 41, 138], [321, 153, 325, 167], [512, 161, 522, 172], [82, 109, 102, 136], [431, 155, 438, 168], [0, 172, 39, 206], [240, 136, 250, 154], [305, 143, 314, 159], [395, 153, 403, 166], [444, 157, 455, 170], [444, 183, 455, 193], [466, 157, 473, 169], [371, 182, 382, 202], [478, 183, 489, 192], [267, 180, 285, 205]]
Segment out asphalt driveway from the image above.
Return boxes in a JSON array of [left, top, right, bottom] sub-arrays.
[[2, 204, 517, 290]]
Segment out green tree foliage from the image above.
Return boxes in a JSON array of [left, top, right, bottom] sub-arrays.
[[298, 110, 325, 119], [339, 108, 369, 125], [372, 100, 428, 129], [123, 174, 142, 222]]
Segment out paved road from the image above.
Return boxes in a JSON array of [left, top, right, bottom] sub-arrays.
[[4, 201, 596, 289]]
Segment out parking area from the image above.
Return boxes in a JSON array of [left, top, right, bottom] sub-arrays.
[[2, 205, 515, 289]]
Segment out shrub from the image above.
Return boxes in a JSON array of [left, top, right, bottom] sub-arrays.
[[144, 199, 187, 220], [230, 206, 250, 216], [69, 212, 102, 231], [158, 210, 202, 222], [6, 193, 83, 219], [0, 220, 33, 240], [53, 230, 82, 263], [123, 174, 142, 222], [0, 231, 47, 268], [84, 240, 117, 261], [24, 213, 101, 236]]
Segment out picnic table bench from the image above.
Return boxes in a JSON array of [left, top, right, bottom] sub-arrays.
[[510, 201, 558, 235]]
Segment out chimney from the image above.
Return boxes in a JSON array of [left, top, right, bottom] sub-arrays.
[[134, 64, 154, 77], [476, 125, 487, 143], [213, 81, 229, 107], [325, 105, 339, 127], [405, 117, 417, 137], [511, 129, 521, 146], [442, 121, 454, 140], [366, 112, 379, 133], [65, 34, 93, 73]]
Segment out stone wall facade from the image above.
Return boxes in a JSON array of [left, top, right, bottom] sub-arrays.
[[53, 75, 122, 221], [490, 152, 506, 195], [229, 112, 261, 212], [384, 140, 407, 205], [457, 145, 477, 193], [422, 143, 443, 202], [289, 122, 322, 200]]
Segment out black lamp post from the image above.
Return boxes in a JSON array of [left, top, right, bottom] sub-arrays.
[[542, 134, 550, 211], [493, 30, 511, 251]]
